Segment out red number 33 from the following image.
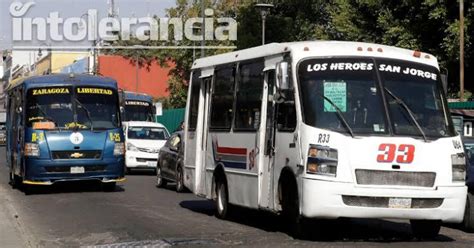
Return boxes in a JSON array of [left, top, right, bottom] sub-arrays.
[[377, 144, 415, 163]]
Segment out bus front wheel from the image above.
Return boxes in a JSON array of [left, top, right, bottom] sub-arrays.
[[9, 169, 21, 189], [102, 182, 116, 192], [215, 178, 230, 219], [410, 219, 441, 239]]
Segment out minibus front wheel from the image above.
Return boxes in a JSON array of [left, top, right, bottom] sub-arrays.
[[102, 182, 116, 192], [410, 219, 441, 239], [8, 169, 21, 189]]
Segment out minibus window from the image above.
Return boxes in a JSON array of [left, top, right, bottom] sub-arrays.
[[26, 87, 73, 129], [76, 87, 120, 130]]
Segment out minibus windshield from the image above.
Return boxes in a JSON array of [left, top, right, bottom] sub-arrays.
[[76, 87, 121, 130], [123, 101, 154, 122], [298, 58, 454, 138], [26, 86, 120, 130]]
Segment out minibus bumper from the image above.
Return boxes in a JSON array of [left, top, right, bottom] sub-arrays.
[[301, 177, 467, 223], [23, 158, 125, 185]]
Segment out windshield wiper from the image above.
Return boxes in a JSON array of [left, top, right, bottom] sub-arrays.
[[74, 98, 94, 131], [34, 103, 59, 128], [384, 87, 427, 142], [316, 93, 355, 138]]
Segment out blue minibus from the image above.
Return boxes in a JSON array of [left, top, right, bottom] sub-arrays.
[[119, 90, 155, 122], [6, 74, 125, 192]]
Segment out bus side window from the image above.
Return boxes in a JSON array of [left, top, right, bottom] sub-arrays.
[[188, 71, 201, 132], [210, 65, 235, 131], [277, 91, 296, 132], [234, 60, 264, 131]]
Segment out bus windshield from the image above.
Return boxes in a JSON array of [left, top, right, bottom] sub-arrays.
[[76, 87, 121, 129], [298, 58, 454, 138], [26, 86, 120, 130], [127, 126, 168, 140], [123, 101, 154, 122]]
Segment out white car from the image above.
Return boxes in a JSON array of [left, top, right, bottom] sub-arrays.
[[124, 121, 170, 173]]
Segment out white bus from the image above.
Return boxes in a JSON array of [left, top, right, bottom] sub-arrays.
[[182, 41, 467, 238]]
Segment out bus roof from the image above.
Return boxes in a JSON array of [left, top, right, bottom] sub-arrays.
[[122, 90, 153, 102], [192, 41, 438, 70], [6, 74, 118, 91]]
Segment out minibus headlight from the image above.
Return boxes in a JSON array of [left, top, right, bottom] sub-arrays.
[[452, 153, 466, 182], [307, 145, 338, 177], [24, 143, 40, 157], [114, 143, 125, 156], [126, 142, 138, 152]]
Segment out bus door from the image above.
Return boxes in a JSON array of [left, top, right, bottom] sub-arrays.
[[10, 89, 23, 175], [195, 75, 213, 196], [258, 69, 277, 209]]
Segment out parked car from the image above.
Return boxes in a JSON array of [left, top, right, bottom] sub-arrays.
[[156, 131, 185, 192], [124, 121, 169, 173]]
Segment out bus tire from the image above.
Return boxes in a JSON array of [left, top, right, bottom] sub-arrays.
[[9, 170, 21, 189], [280, 175, 307, 239], [175, 165, 184, 193], [102, 182, 116, 192], [156, 165, 167, 188], [463, 192, 474, 232], [410, 219, 441, 239], [215, 177, 230, 219]]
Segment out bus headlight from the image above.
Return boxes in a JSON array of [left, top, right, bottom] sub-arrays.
[[126, 142, 138, 152], [114, 143, 125, 156], [24, 143, 40, 157], [452, 153, 466, 182], [307, 145, 338, 176]]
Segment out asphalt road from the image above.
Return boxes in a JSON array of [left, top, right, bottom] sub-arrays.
[[1, 148, 474, 247]]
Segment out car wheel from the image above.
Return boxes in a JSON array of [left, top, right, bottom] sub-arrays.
[[410, 219, 441, 239], [215, 178, 230, 219], [156, 166, 167, 188], [464, 192, 474, 232], [176, 165, 185, 193]]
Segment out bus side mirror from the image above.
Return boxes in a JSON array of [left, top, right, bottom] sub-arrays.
[[277, 62, 290, 90], [16, 107, 22, 114], [441, 74, 448, 94]]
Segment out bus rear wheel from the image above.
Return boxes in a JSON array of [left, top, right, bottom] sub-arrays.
[[215, 178, 230, 219], [410, 219, 441, 239]]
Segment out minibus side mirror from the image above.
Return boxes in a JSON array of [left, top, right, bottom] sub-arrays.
[[277, 62, 290, 90]]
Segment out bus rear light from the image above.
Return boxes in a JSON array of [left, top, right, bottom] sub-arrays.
[[413, 51, 421, 58], [25, 143, 40, 157], [377, 48, 383, 52], [424, 54, 430, 59], [357, 47, 363, 51], [367, 47, 373, 52], [114, 143, 125, 156], [304, 47, 310, 51]]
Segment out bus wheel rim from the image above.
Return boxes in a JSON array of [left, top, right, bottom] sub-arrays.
[[218, 184, 225, 212]]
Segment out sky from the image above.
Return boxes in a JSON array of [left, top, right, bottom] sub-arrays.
[[1, 0, 176, 67]]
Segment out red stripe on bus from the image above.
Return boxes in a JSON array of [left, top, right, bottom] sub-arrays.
[[216, 147, 247, 155]]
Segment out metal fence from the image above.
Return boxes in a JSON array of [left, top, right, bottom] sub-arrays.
[[156, 108, 185, 133]]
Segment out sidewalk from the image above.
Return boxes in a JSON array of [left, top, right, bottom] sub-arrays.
[[0, 190, 29, 248]]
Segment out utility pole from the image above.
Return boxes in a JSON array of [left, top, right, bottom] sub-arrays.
[[460, 0, 465, 101], [255, 3, 274, 45], [201, 0, 205, 58]]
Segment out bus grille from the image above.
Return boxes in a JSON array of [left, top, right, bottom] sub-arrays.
[[342, 196, 443, 209], [52, 150, 102, 160], [45, 165, 107, 173], [355, 169, 436, 187]]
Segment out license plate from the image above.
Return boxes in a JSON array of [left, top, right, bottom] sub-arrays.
[[388, 197, 412, 209], [147, 161, 157, 167], [70, 166, 85, 174]]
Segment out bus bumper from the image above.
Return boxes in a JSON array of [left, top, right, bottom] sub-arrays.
[[23, 158, 125, 185], [301, 178, 467, 223]]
